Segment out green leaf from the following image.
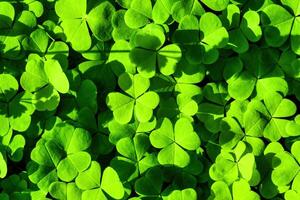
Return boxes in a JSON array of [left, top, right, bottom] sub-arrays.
[[291, 17, 300, 55], [55, 0, 86, 19], [20, 59, 48, 93], [135, 167, 163, 196], [101, 167, 124, 199], [75, 161, 101, 190], [240, 11, 262, 42], [124, 0, 152, 29], [281, 0, 300, 16], [0, 74, 18, 102], [106, 92, 135, 124], [0, 2, 15, 29], [158, 44, 182, 75], [232, 179, 260, 200], [167, 188, 197, 200], [44, 59, 69, 94], [201, 0, 229, 11], [272, 151, 299, 186], [200, 12, 229, 50], [150, 118, 200, 168], [0, 151, 7, 178], [32, 85, 60, 111], [22, 29, 49, 55], [261, 4, 294, 47], [209, 181, 232, 200], [87, 2, 115, 41]]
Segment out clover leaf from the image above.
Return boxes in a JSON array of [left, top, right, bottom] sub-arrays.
[[197, 82, 230, 133], [221, 5, 262, 53], [112, 133, 158, 181], [149, 117, 200, 168], [201, 0, 229, 11], [224, 48, 288, 100], [261, 2, 300, 55], [246, 93, 297, 141], [270, 141, 300, 190], [49, 181, 82, 200], [167, 188, 197, 200], [133, 167, 171, 199], [75, 161, 125, 200], [107, 72, 159, 124], [55, 0, 115, 51], [21, 57, 69, 111], [0, 74, 35, 132], [199, 12, 229, 63], [124, 0, 152, 29], [130, 24, 182, 78], [28, 123, 91, 191], [210, 141, 260, 185]]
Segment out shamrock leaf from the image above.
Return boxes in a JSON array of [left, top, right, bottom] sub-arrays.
[[108, 117, 156, 144], [197, 82, 230, 133], [201, 0, 229, 11], [261, 2, 300, 55], [21, 57, 69, 111], [208, 181, 232, 200], [134, 167, 164, 198], [246, 93, 297, 141], [200, 12, 229, 61], [107, 72, 159, 124], [112, 133, 157, 181], [0, 74, 35, 132], [224, 48, 288, 100], [221, 5, 262, 53], [124, 0, 152, 29], [271, 147, 300, 187], [130, 24, 182, 78], [112, 10, 135, 41], [28, 123, 91, 191], [0, 150, 7, 178], [149, 118, 200, 168], [232, 179, 260, 200], [0, 2, 15, 30], [49, 182, 82, 200], [22, 28, 69, 64], [209, 141, 259, 185], [55, 0, 115, 51], [75, 161, 125, 200], [285, 171, 300, 200], [108, 40, 136, 75], [167, 188, 197, 200]]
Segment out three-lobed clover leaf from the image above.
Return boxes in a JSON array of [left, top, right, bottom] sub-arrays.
[[107, 72, 159, 124], [197, 82, 230, 133], [224, 47, 288, 100], [0, 74, 35, 132], [130, 23, 182, 78], [29, 123, 91, 191], [75, 161, 125, 200], [112, 133, 158, 181], [246, 92, 297, 141], [221, 4, 262, 53], [55, 0, 115, 51], [208, 179, 260, 200], [21, 57, 69, 111], [149, 117, 200, 168], [124, 0, 152, 29], [49, 181, 82, 200], [261, 1, 300, 55], [209, 141, 260, 185]]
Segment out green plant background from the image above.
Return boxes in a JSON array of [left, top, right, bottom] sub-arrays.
[[0, 0, 300, 199]]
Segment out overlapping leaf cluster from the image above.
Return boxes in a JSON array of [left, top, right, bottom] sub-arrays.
[[1, 0, 300, 199]]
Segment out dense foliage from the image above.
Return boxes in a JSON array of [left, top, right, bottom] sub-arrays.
[[1, 0, 300, 199]]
